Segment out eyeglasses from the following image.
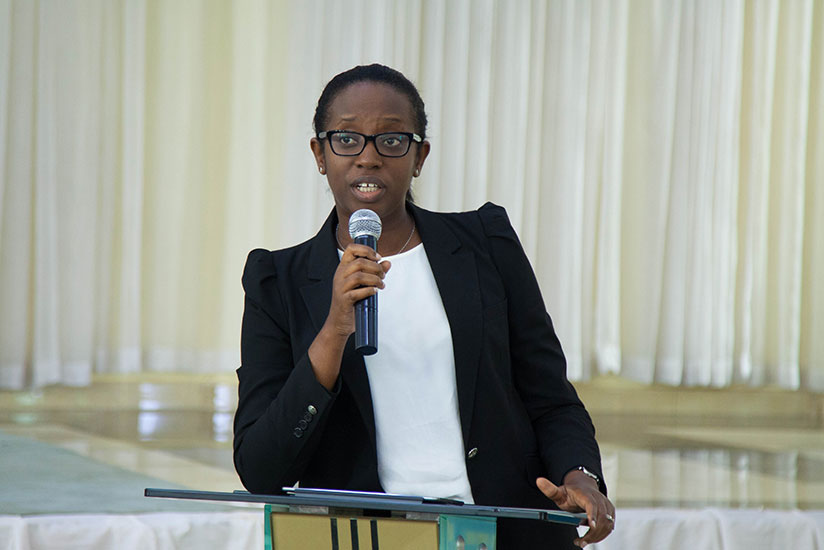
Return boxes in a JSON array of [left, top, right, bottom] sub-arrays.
[[317, 130, 422, 158]]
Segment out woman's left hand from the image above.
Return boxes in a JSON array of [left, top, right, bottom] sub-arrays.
[[536, 473, 615, 548]]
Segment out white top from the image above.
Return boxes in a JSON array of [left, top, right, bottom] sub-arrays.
[[345, 243, 474, 503]]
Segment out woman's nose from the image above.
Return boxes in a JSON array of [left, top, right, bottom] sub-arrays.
[[355, 140, 382, 168]]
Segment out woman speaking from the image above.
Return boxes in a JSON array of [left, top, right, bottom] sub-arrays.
[[233, 64, 615, 549]]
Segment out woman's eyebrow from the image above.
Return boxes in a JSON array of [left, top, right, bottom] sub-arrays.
[[334, 115, 405, 123]]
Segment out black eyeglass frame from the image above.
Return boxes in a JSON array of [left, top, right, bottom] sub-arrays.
[[317, 130, 423, 157]]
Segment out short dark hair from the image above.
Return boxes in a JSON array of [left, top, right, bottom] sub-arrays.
[[313, 64, 428, 139]]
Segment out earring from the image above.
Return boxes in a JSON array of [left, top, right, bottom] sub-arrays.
[[319, 166, 326, 174], [413, 169, 420, 176]]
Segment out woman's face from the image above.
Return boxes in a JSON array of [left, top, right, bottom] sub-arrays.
[[310, 81, 430, 224]]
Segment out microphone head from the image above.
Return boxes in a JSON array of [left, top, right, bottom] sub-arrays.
[[348, 209, 382, 240]]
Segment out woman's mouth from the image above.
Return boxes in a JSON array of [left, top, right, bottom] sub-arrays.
[[351, 180, 384, 201], [355, 182, 380, 193]]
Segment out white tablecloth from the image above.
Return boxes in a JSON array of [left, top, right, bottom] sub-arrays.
[[3, 508, 824, 550], [587, 508, 824, 550], [0, 512, 263, 550]]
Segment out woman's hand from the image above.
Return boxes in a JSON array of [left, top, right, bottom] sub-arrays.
[[308, 243, 390, 389], [536, 473, 615, 548], [326, 243, 391, 337]]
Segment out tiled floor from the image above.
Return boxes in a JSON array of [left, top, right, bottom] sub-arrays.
[[1, 373, 822, 511]]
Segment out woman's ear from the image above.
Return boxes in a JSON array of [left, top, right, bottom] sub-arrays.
[[310, 137, 326, 174], [414, 140, 431, 177]]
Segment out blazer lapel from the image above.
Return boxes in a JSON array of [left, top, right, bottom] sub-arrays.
[[412, 205, 482, 451], [300, 209, 377, 446], [300, 209, 338, 331]]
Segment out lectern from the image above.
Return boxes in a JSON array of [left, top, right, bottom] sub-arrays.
[[145, 487, 585, 550]]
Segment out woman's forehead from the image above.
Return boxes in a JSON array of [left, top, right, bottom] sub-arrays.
[[327, 81, 415, 126]]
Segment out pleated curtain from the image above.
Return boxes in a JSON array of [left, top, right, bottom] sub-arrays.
[[0, 0, 822, 390]]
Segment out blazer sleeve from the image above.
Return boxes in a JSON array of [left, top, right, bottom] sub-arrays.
[[233, 248, 339, 494], [478, 203, 607, 495]]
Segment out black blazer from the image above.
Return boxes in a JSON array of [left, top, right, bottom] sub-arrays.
[[234, 202, 605, 548]]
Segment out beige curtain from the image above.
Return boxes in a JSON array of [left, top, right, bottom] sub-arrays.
[[0, 0, 822, 390]]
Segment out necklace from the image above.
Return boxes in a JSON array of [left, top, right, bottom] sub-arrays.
[[336, 220, 416, 256]]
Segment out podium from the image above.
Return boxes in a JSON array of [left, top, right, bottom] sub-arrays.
[[145, 487, 585, 550]]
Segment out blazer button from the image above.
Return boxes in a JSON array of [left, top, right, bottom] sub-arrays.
[[298, 419, 308, 430], [307, 405, 318, 415], [467, 447, 478, 459], [293, 428, 303, 438]]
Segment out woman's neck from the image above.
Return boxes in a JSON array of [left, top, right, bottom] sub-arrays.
[[335, 205, 419, 256]]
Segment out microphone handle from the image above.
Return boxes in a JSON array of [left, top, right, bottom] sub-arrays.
[[353, 234, 378, 355]]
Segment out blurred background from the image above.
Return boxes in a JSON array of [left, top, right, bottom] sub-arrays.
[[1, 0, 822, 390], [0, 0, 823, 548]]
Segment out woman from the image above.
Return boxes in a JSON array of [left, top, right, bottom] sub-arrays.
[[233, 64, 615, 549]]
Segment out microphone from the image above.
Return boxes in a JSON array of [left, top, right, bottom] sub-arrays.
[[348, 209, 382, 355]]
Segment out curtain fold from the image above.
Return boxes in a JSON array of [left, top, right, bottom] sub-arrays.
[[0, 0, 34, 389], [801, 0, 824, 390], [0, 0, 822, 390]]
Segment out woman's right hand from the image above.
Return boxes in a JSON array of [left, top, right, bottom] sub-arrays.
[[326, 243, 391, 338], [308, 243, 390, 390]]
